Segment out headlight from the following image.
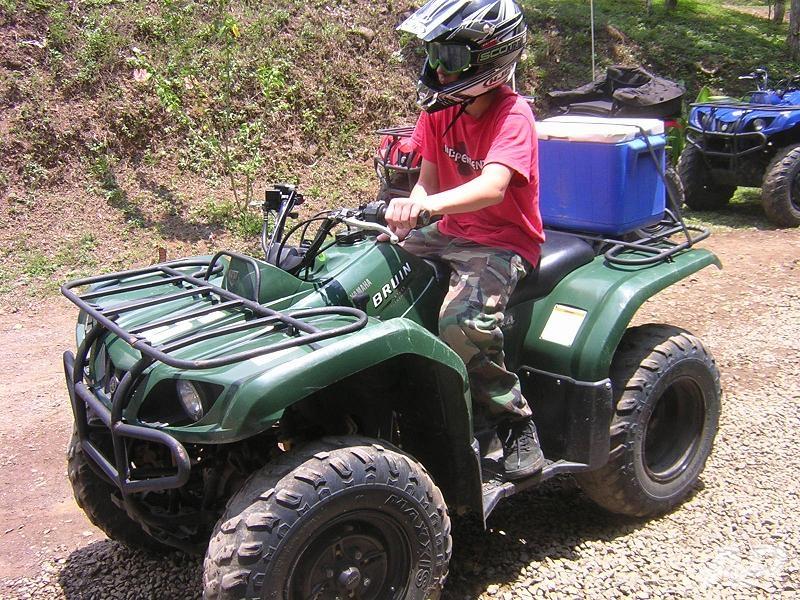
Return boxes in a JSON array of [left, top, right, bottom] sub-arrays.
[[140, 379, 223, 426], [176, 380, 204, 422], [701, 113, 713, 129], [750, 117, 775, 131]]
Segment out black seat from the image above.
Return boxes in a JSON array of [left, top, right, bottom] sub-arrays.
[[508, 230, 596, 308], [561, 99, 615, 116]]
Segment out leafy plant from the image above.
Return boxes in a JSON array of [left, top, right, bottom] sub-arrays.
[[191, 199, 262, 237], [46, 1, 70, 49], [133, 0, 266, 216], [75, 16, 123, 85]]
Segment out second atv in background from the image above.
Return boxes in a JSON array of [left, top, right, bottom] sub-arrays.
[[678, 68, 800, 227]]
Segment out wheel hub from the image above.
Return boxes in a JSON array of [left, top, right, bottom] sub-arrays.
[[289, 513, 411, 600], [338, 566, 362, 591], [643, 376, 705, 483]]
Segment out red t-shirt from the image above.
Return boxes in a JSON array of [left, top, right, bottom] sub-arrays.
[[411, 86, 544, 266]]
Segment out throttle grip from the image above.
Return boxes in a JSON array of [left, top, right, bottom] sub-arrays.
[[362, 201, 432, 227]]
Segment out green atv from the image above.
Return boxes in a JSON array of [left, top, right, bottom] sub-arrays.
[[62, 183, 721, 599]]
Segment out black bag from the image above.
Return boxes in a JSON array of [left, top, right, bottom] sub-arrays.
[[547, 65, 685, 119]]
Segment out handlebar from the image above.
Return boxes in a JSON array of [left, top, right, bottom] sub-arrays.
[[253, 190, 433, 271], [739, 68, 769, 91], [348, 200, 433, 244]]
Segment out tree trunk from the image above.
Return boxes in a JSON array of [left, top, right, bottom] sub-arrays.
[[790, 0, 800, 60], [774, 0, 786, 23], [664, 0, 677, 10]]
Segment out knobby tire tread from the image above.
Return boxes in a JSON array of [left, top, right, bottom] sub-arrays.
[[575, 325, 721, 517], [203, 436, 452, 600], [67, 432, 171, 553], [678, 144, 735, 210], [761, 143, 800, 227]]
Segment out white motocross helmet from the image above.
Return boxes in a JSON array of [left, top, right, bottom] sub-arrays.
[[398, 0, 527, 113]]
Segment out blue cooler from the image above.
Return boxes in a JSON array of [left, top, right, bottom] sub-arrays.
[[536, 116, 667, 235]]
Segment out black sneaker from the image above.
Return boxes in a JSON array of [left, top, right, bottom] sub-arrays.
[[499, 418, 545, 480]]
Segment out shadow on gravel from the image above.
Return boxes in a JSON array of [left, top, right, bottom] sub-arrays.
[[441, 476, 683, 599], [55, 479, 703, 599], [57, 540, 203, 599]]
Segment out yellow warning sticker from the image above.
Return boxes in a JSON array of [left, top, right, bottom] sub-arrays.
[[539, 304, 587, 347]]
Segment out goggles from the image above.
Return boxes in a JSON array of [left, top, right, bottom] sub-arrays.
[[426, 42, 472, 74]]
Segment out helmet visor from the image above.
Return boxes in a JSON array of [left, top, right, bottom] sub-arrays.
[[426, 42, 472, 74]]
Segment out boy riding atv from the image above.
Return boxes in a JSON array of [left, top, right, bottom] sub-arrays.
[[385, 0, 544, 480], [61, 1, 722, 598]]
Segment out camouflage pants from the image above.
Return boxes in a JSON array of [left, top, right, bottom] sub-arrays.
[[401, 225, 532, 424]]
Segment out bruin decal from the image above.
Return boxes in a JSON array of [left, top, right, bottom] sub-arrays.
[[372, 262, 412, 308]]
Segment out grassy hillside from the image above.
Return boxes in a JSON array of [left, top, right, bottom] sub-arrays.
[[0, 0, 793, 302]]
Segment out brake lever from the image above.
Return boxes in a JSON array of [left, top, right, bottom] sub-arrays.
[[341, 216, 400, 244]]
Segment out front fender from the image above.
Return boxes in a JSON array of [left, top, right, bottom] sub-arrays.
[[167, 318, 470, 443], [519, 248, 722, 381]]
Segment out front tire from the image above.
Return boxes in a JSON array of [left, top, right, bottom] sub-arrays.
[[761, 143, 800, 227], [678, 143, 736, 210], [575, 325, 721, 517], [203, 436, 451, 600], [67, 430, 171, 552]]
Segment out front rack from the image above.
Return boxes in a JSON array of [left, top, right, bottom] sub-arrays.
[[62, 251, 368, 370], [62, 253, 368, 496]]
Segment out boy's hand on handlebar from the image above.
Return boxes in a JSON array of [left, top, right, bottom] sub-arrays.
[[378, 197, 430, 242]]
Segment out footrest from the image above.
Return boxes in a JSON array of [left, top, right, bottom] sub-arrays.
[[480, 458, 585, 520]]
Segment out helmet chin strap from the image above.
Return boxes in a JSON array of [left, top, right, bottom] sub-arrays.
[[442, 98, 475, 137], [441, 81, 503, 137]]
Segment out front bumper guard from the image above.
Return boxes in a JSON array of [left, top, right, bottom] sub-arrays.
[[61, 255, 369, 495], [64, 350, 191, 494], [685, 126, 767, 159]]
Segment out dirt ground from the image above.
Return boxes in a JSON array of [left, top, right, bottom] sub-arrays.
[[0, 226, 798, 596], [723, 3, 787, 22]]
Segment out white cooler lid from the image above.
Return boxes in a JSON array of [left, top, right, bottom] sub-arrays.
[[536, 116, 665, 143]]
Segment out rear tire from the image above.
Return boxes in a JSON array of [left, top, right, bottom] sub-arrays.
[[575, 325, 721, 517], [761, 143, 800, 227], [203, 436, 451, 600], [664, 166, 685, 212], [67, 430, 171, 552], [678, 144, 736, 210]]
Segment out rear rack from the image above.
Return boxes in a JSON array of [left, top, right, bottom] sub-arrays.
[[376, 125, 415, 138], [553, 208, 711, 267], [62, 252, 368, 497]]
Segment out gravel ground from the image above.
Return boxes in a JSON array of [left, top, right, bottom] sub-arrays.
[[1, 230, 799, 599]]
